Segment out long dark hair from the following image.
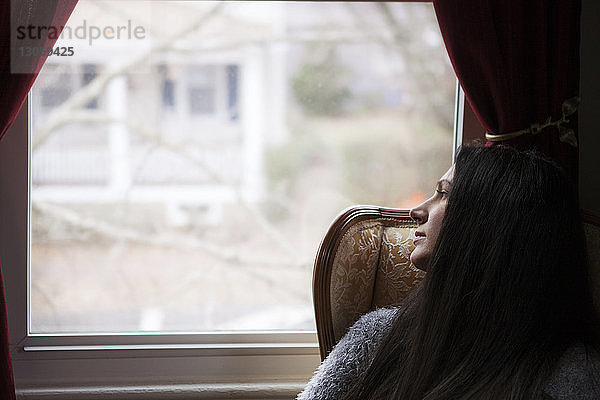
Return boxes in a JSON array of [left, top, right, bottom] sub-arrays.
[[343, 145, 599, 399]]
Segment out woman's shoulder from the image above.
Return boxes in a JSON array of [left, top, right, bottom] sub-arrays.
[[328, 307, 399, 367], [543, 341, 600, 399], [296, 308, 399, 400], [347, 307, 398, 339]]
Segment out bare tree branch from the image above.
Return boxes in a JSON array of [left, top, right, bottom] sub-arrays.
[[33, 201, 311, 270]]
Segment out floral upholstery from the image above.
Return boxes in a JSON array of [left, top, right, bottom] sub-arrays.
[[329, 219, 424, 342]]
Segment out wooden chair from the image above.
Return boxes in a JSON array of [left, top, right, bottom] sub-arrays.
[[312, 205, 423, 360], [313, 206, 600, 361]]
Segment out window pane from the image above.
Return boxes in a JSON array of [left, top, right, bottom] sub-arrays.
[[30, 1, 456, 333]]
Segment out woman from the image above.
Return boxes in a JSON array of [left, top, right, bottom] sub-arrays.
[[298, 145, 600, 400]]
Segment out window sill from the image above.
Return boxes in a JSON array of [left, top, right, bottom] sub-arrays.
[[17, 382, 307, 400], [12, 342, 320, 397]]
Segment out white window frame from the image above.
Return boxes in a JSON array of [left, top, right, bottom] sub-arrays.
[[0, 88, 464, 400], [0, 6, 467, 397]]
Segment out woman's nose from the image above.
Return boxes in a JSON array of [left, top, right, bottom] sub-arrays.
[[410, 204, 428, 225]]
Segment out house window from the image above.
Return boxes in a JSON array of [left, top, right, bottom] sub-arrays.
[[40, 81, 70, 108], [226, 64, 239, 121], [159, 64, 176, 108], [189, 86, 215, 114], [186, 65, 217, 115], [38, 65, 72, 108], [82, 63, 98, 109], [2, 0, 459, 394]]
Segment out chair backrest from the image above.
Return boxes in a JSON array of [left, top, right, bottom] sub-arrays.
[[312, 205, 423, 360], [313, 206, 600, 361]]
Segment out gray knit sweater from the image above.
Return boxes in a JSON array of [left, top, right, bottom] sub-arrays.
[[298, 308, 600, 400]]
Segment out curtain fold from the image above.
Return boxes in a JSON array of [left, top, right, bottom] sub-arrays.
[[433, 0, 581, 182], [0, 1, 78, 398]]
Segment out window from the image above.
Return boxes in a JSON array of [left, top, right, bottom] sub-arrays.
[[160, 64, 176, 108], [1, 1, 461, 397], [187, 65, 218, 115], [226, 64, 240, 121], [82, 63, 98, 109]]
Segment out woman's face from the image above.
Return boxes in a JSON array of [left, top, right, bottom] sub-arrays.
[[409, 165, 454, 270]]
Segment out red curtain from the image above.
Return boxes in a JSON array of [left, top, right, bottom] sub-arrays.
[[433, 0, 581, 182], [0, 1, 77, 398]]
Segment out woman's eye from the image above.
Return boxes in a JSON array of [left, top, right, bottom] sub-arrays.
[[436, 189, 448, 197]]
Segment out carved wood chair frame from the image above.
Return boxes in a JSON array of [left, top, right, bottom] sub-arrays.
[[312, 205, 416, 360]]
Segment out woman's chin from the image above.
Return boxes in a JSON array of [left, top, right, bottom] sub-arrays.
[[410, 250, 428, 271]]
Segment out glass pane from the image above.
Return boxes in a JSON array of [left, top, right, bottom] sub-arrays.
[[30, 1, 456, 333]]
